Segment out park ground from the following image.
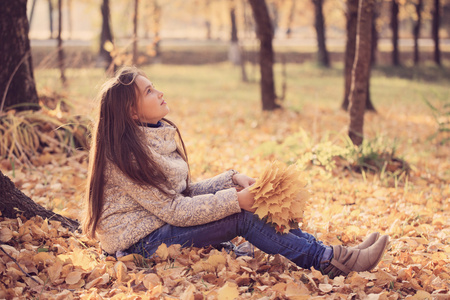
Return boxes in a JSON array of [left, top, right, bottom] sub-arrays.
[[0, 50, 449, 298]]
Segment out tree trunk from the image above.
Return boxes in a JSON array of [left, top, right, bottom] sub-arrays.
[[57, 0, 66, 85], [98, 0, 114, 70], [371, 0, 380, 65], [29, 0, 38, 26], [312, 0, 330, 67], [0, 171, 79, 232], [48, 0, 54, 39], [248, 0, 279, 111], [341, 0, 375, 112], [391, 0, 400, 66], [205, 0, 212, 40], [132, 0, 139, 65], [151, 0, 162, 60], [285, 0, 296, 38], [67, 0, 73, 39], [432, 0, 441, 65], [0, 0, 39, 113], [229, 2, 240, 65], [348, 0, 375, 146], [413, 0, 423, 65]]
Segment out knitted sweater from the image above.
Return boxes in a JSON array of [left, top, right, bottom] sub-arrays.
[[97, 123, 242, 254]]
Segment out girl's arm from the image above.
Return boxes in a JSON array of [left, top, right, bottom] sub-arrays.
[[133, 184, 242, 227], [188, 170, 238, 196], [188, 170, 256, 196]]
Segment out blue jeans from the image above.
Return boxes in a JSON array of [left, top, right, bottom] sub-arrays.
[[125, 211, 329, 271]]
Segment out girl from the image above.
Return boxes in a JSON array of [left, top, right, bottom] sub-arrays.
[[82, 67, 389, 278]]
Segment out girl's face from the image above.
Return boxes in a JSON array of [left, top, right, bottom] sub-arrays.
[[133, 75, 169, 124]]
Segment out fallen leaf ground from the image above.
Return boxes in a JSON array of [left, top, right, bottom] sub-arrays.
[[1, 64, 449, 299]]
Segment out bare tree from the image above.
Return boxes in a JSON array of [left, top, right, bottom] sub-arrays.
[[341, 0, 375, 112], [98, 0, 114, 70], [432, 0, 441, 65], [391, 0, 400, 66], [151, 0, 162, 60], [413, 0, 423, 65], [0, 0, 39, 112], [348, 0, 375, 146], [48, 0, 54, 39], [248, 0, 280, 111], [57, 0, 66, 85], [285, 0, 296, 38], [312, 0, 330, 67]]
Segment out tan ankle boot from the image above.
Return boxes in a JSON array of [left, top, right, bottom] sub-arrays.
[[351, 232, 380, 250], [322, 235, 389, 278]]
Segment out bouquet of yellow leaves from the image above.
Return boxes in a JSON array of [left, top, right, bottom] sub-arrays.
[[248, 161, 310, 233]]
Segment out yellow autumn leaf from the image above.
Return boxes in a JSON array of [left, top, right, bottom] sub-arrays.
[[0, 227, 13, 242], [142, 273, 161, 290], [114, 261, 130, 282], [155, 243, 169, 260], [218, 282, 239, 300], [65, 271, 83, 285]]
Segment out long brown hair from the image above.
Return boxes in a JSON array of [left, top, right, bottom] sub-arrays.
[[82, 67, 189, 238]]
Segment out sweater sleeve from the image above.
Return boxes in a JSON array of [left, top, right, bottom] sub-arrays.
[[122, 179, 242, 227], [188, 169, 239, 196]]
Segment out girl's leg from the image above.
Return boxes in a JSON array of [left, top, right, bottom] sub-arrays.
[[289, 228, 324, 245], [126, 211, 329, 271]]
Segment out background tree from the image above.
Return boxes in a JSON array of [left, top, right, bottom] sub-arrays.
[[57, 0, 66, 85], [341, 0, 376, 112], [432, 0, 441, 65], [229, 0, 240, 66], [348, 0, 375, 146], [132, 0, 139, 65], [150, 0, 162, 60], [391, 0, 400, 66], [0, 0, 39, 112], [48, 0, 55, 39], [371, 0, 381, 65], [248, 0, 280, 111], [413, 0, 423, 65], [285, 0, 296, 38], [97, 0, 114, 70], [312, 0, 330, 67]]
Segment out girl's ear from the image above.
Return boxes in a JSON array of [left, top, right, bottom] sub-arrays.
[[131, 105, 139, 120]]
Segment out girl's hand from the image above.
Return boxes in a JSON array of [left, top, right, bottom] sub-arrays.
[[233, 174, 256, 188], [237, 188, 256, 212]]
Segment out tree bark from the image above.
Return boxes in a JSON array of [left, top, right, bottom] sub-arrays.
[[0, 0, 39, 112], [248, 0, 280, 111], [348, 0, 375, 146], [312, 0, 330, 67], [432, 0, 441, 65], [413, 0, 423, 65], [391, 0, 400, 66], [0, 171, 79, 232], [341, 0, 375, 112], [57, 0, 66, 85], [98, 0, 114, 70]]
